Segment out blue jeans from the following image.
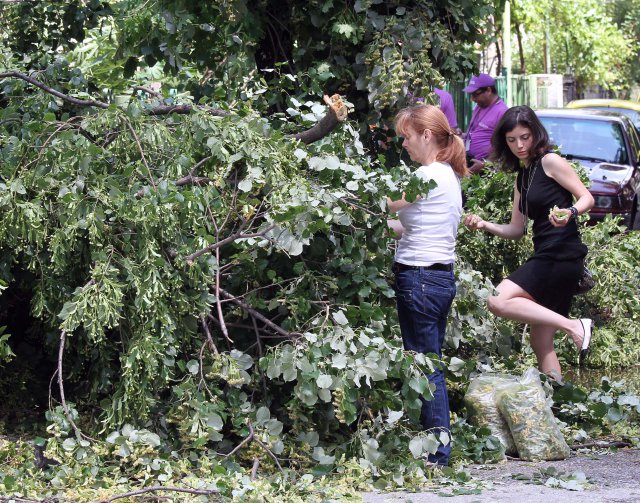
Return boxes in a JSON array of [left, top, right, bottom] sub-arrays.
[[394, 266, 456, 466]]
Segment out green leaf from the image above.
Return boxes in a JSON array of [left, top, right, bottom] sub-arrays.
[[316, 374, 333, 389], [409, 437, 422, 458], [186, 360, 199, 375]]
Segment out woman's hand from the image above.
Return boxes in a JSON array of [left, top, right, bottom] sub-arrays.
[[464, 213, 486, 230], [548, 207, 572, 227]]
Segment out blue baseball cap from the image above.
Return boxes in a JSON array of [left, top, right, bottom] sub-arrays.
[[463, 73, 496, 93]]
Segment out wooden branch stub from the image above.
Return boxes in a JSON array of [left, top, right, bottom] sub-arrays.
[[289, 94, 348, 144], [175, 175, 211, 187]]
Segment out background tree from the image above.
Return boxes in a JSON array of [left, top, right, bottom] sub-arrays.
[[510, 0, 636, 93]]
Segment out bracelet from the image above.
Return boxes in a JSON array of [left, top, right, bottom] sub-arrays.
[[569, 206, 579, 220]]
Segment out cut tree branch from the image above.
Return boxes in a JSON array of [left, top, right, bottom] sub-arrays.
[[0, 71, 109, 108], [1, 71, 345, 143], [0, 71, 228, 116], [288, 94, 348, 144]]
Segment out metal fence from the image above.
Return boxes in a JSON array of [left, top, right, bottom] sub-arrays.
[[445, 74, 571, 130]]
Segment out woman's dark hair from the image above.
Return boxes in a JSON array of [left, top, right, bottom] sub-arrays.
[[489, 105, 551, 172]]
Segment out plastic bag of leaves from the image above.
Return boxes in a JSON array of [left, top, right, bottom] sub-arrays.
[[496, 368, 571, 461], [464, 373, 518, 456]]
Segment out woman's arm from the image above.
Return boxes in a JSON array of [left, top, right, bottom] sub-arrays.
[[387, 194, 421, 213], [541, 153, 595, 226], [463, 179, 526, 240], [387, 219, 404, 239]]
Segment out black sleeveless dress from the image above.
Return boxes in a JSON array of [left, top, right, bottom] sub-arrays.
[[508, 153, 588, 316]]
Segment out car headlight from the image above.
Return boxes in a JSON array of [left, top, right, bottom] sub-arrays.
[[593, 195, 621, 210]]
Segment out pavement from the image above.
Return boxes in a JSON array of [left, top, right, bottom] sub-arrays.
[[361, 448, 640, 503]]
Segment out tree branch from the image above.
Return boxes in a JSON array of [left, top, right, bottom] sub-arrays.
[[1, 71, 344, 143], [175, 175, 211, 187], [0, 71, 229, 116], [0, 71, 109, 108], [224, 420, 283, 473], [288, 94, 348, 144], [185, 224, 276, 265], [58, 330, 95, 442], [200, 316, 219, 354], [218, 288, 301, 340]]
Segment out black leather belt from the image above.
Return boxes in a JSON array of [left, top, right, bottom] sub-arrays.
[[393, 261, 453, 272]]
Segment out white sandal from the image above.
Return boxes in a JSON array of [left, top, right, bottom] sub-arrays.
[[579, 319, 593, 367]]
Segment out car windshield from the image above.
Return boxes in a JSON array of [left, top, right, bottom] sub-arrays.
[[538, 116, 629, 164]]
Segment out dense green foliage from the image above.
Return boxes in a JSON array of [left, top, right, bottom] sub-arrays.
[[1, 1, 640, 501], [510, 0, 637, 92]]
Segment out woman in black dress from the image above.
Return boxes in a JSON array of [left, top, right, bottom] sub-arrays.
[[464, 106, 595, 377]]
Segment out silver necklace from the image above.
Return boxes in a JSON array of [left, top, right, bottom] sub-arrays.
[[520, 160, 538, 235]]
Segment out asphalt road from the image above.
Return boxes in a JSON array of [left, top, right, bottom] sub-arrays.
[[361, 448, 640, 503]]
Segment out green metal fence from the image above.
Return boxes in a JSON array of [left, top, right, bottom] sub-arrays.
[[446, 75, 556, 130]]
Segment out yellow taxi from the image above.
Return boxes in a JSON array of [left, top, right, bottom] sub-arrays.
[[566, 99, 640, 133]]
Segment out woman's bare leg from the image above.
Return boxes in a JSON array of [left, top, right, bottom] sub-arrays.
[[529, 324, 562, 376], [488, 279, 585, 348]]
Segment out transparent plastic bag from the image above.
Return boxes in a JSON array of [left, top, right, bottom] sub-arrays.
[[464, 373, 518, 456], [496, 368, 571, 461]]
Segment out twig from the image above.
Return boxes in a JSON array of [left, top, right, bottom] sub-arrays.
[[58, 331, 95, 442], [122, 117, 157, 190], [225, 420, 255, 458], [224, 420, 283, 473], [214, 241, 232, 345], [198, 341, 216, 401], [252, 316, 268, 397], [251, 458, 260, 480], [185, 224, 276, 265], [133, 85, 162, 98], [22, 116, 84, 171], [95, 485, 218, 503], [571, 440, 631, 450], [188, 155, 213, 177], [253, 435, 283, 472], [201, 316, 219, 354], [218, 288, 301, 340]]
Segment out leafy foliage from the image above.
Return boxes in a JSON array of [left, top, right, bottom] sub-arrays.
[[510, 0, 636, 91], [1, 1, 640, 500]]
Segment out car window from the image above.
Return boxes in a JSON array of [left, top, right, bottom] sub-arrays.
[[539, 116, 629, 164], [627, 122, 640, 162], [585, 106, 640, 132]]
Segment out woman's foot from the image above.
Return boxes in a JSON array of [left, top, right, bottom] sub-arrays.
[[578, 319, 593, 367]]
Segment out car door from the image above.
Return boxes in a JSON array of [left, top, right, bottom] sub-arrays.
[[626, 120, 640, 229]]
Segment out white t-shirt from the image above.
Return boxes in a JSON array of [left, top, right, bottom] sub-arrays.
[[394, 161, 462, 266]]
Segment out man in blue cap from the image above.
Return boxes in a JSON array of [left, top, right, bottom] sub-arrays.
[[463, 73, 508, 174]]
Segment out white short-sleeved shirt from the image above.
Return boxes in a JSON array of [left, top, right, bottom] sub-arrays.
[[394, 161, 462, 266]]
